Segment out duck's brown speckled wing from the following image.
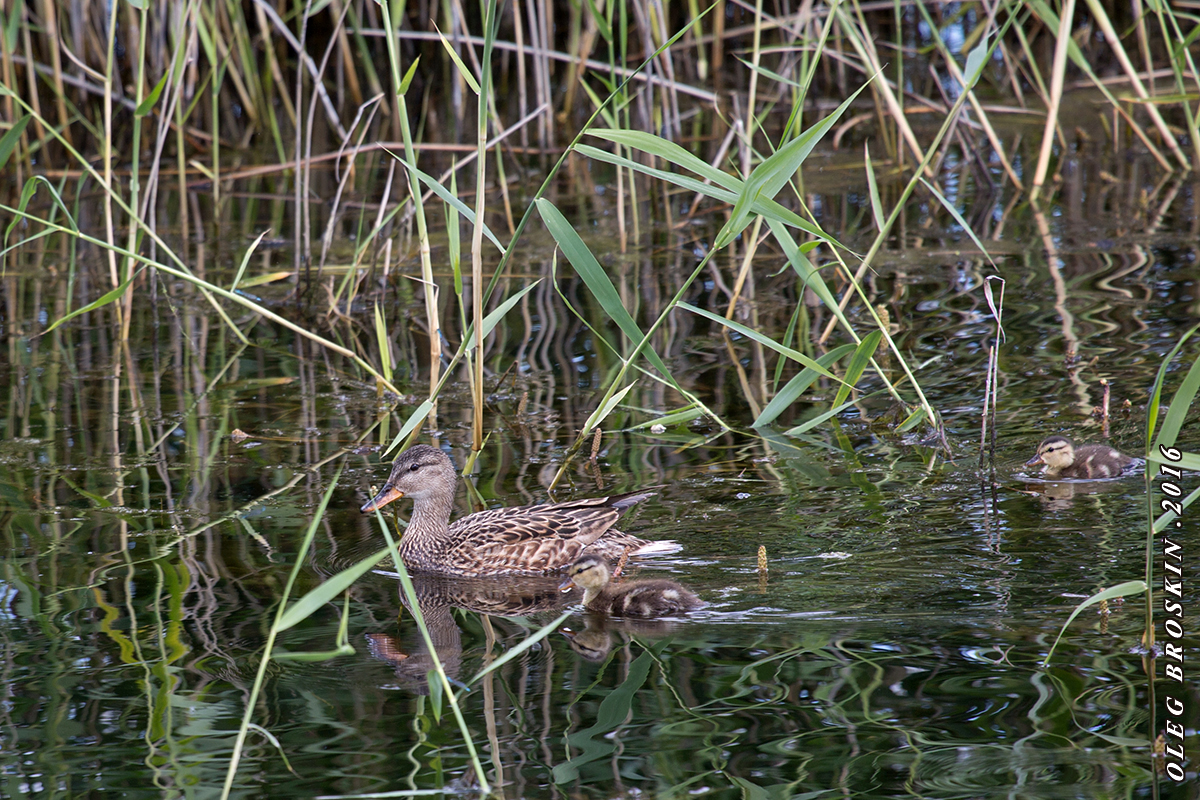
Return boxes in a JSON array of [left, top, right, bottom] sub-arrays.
[[436, 493, 652, 576]]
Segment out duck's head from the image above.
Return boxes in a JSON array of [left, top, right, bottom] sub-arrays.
[[558, 554, 612, 592], [361, 444, 456, 513], [1026, 436, 1075, 471]]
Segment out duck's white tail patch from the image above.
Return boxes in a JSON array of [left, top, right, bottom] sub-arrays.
[[630, 539, 681, 556]]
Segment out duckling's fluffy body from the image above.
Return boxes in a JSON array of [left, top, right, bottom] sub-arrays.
[[560, 554, 701, 618], [361, 445, 675, 577], [1026, 436, 1133, 479]]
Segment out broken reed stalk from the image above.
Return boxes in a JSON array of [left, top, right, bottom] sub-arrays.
[[980, 276, 1005, 473]]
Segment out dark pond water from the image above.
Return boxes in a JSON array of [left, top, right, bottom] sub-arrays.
[[0, 150, 1197, 798]]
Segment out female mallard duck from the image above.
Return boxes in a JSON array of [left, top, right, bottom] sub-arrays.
[[1025, 435, 1133, 479], [361, 444, 676, 577], [559, 554, 701, 618]]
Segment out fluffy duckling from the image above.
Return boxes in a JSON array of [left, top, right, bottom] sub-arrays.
[[559, 554, 701, 618], [1025, 435, 1133, 479]]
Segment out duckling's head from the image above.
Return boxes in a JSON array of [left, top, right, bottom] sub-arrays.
[[1026, 436, 1075, 472], [361, 444, 456, 513], [558, 555, 612, 593]]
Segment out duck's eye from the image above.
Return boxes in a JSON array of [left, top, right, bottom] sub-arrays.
[[409, 463, 420, 472]]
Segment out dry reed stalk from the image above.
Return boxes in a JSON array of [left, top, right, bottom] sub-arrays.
[[18, 11, 46, 147], [744, 0, 765, 155], [39, 0, 71, 148], [319, 95, 385, 273], [303, 1, 354, 283], [835, 3, 930, 177], [379, 1, 439, 426], [1029, 4, 1074, 199], [979, 276, 1004, 472], [526, 0, 553, 156], [1081, 0, 1189, 170], [327, 0, 365, 107], [650, 0, 684, 139], [100, 0, 121, 336], [560, 1, 596, 122], [253, 2, 298, 132], [512, 0, 530, 151], [381, 29, 719, 103], [912, 4, 1021, 192]]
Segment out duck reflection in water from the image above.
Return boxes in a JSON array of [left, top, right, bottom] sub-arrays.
[[366, 572, 570, 693]]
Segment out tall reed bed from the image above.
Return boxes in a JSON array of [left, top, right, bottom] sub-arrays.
[[2, 1, 1198, 791], [1, 2, 1194, 410]]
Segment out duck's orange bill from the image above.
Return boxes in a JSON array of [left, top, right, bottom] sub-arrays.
[[558, 576, 578, 592], [361, 485, 404, 513], [1024, 454, 1044, 466]]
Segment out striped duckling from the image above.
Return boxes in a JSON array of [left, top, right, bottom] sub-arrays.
[[1025, 435, 1133, 479], [559, 554, 702, 618]]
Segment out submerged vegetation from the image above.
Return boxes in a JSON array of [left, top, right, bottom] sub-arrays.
[[1, 0, 1198, 795]]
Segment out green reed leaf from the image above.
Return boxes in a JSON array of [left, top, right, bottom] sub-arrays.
[[463, 280, 542, 351], [677, 301, 845, 382], [588, 129, 741, 190], [5, 177, 77, 253], [716, 79, 874, 250], [373, 302, 393, 383], [895, 405, 928, 433], [583, 382, 636, 433], [919, 177, 995, 266], [962, 30, 991, 87], [399, 57, 420, 96], [536, 198, 672, 379], [383, 398, 435, 457], [577, 143, 837, 244], [0, 114, 29, 172], [755, 344, 856, 427], [135, 72, 169, 116], [864, 143, 885, 235], [275, 548, 390, 632], [1155, 483, 1200, 533], [629, 405, 704, 429], [381, 145, 506, 254], [43, 268, 143, 335], [1146, 323, 1200, 460], [433, 23, 480, 94], [271, 645, 356, 662], [230, 229, 270, 293], [832, 330, 883, 408], [427, 669, 443, 722], [1043, 581, 1148, 666], [784, 390, 886, 437], [466, 611, 571, 686]]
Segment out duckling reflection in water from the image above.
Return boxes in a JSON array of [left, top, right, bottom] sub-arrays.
[[559, 554, 702, 618], [1025, 436, 1133, 479], [562, 614, 688, 661]]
